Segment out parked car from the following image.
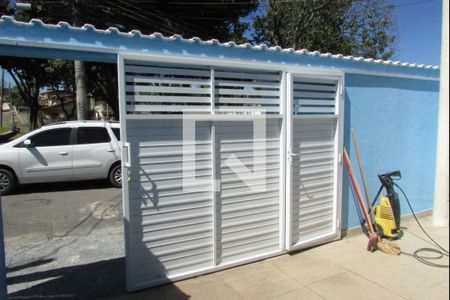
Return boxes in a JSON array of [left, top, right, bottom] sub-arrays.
[[0, 121, 122, 195]]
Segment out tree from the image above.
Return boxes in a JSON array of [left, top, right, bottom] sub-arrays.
[[253, 0, 397, 60], [28, 0, 258, 42], [0, 56, 48, 130], [45, 59, 76, 120], [86, 62, 119, 120], [7, 1, 258, 121]]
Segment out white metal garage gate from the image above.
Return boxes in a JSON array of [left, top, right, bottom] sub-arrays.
[[118, 53, 344, 291]]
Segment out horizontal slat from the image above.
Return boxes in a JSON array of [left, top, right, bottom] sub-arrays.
[[126, 65, 210, 77], [216, 97, 279, 105], [216, 88, 279, 96], [216, 80, 280, 88], [126, 75, 210, 85], [126, 95, 211, 103], [293, 99, 335, 106], [126, 85, 210, 94], [216, 106, 279, 113], [293, 91, 336, 99], [215, 70, 280, 81], [295, 106, 335, 113], [293, 83, 336, 91], [127, 104, 211, 112], [293, 77, 337, 85]]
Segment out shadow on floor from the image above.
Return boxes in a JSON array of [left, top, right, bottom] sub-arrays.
[[7, 258, 190, 300], [7, 258, 126, 299]]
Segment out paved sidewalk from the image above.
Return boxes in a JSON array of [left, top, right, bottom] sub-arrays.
[[114, 216, 449, 300]]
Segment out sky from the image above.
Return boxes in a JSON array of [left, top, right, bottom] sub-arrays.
[[390, 0, 443, 66], [241, 0, 444, 66], [0, 0, 445, 86]]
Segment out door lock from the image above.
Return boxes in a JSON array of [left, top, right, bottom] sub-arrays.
[[288, 149, 300, 161]]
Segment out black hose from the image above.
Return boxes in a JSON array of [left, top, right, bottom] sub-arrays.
[[394, 183, 449, 268]]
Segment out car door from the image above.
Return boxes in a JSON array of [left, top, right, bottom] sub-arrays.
[[18, 127, 74, 183], [72, 126, 119, 180]]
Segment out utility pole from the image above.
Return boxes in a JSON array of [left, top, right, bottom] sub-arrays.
[[74, 60, 88, 120], [433, 0, 449, 227], [73, 0, 88, 120]]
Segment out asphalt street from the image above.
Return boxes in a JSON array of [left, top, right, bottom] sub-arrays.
[[1, 180, 126, 299]]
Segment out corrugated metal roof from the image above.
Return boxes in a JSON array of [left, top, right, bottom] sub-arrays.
[[0, 15, 439, 70]]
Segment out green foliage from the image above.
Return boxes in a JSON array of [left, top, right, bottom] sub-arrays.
[[0, 56, 74, 129], [27, 0, 258, 42], [253, 0, 397, 59], [4, 85, 23, 107], [86, 62, 119, 120], [2, 1, 259, 122]]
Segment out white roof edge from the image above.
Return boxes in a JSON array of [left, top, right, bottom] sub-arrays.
[[0, 16, 440, 71]]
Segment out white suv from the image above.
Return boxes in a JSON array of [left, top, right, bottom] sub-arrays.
[[0, 121, 122, 195]]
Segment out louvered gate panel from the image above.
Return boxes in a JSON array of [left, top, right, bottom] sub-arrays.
[[288, 75, 341, 250], [291, 118, 336, 244], [215, 69, 281, 114], [121, 57, 285, 291], [125, 63, 211, 114], [120, 55, 342, 291], [122, 60, 216, 289], [293, 78, 337, 115], [126, 119, 214, 288], [216, 120, 281, 264]]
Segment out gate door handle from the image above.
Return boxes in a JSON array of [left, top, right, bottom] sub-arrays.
[[288, 150, 300, 162], [122, 142, 131, 168]]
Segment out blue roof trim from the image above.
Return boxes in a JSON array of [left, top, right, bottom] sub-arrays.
[[0, 16, 440, 79]]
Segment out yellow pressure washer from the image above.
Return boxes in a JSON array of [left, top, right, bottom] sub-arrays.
[[371, 171, 402, 239]]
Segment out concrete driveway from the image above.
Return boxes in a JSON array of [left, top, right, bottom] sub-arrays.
[[2, 180, 125, 299], [1, 184, 448, 300]]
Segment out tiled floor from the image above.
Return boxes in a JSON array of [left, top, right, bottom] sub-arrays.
[[115, 217, 449, 300]]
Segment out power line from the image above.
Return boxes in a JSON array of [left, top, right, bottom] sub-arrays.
[[105, 1, 178, 35], [114, 0, 207, 36], [126, 0, 260, 5], [394, 0, 438, 8], [124, 0, 222, 37]]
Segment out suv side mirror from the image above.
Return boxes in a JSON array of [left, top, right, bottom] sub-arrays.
[[23, 139, 33, 147]]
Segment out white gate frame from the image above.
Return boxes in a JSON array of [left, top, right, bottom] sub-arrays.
[[117, 51, 344, 290], [285, 72, 345, 251]]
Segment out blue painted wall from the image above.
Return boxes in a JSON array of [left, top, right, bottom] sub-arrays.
[[343, 74, 440, 229], [0, 17, 441, 230]]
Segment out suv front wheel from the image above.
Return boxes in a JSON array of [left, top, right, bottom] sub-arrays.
[[109, 164, 122, 188], [0, 168, 16, 195]]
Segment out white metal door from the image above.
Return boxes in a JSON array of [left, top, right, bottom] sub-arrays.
[[286, 73, 343, 251], [118, 54, 286, 291]]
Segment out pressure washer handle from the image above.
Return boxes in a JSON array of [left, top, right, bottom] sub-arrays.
[[378, 170, 401, 191], [385, 170, 401, 179]]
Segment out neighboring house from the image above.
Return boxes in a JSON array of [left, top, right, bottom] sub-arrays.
[[39, 90, 76, 123], [91, 98, 116, 120], [39, 90, 115, 123]]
